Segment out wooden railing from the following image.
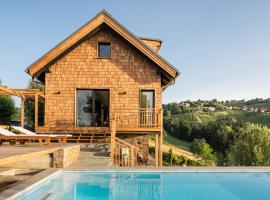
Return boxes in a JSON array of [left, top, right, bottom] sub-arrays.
[[110, 119, 144, 167], [115, 108, 162, 129], [114, 137, 142, 167]]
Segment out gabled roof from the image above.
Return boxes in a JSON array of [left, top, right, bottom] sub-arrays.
[[26, 10, 179, 85]]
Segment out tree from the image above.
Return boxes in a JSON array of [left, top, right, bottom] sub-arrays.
[[191, 138, 217, 165], [227, 123, 270, 166], [170, 103, 181, 114], [0, 79, 17, 124], [25, 79, 45, 129], [0, 96, 17, 124]]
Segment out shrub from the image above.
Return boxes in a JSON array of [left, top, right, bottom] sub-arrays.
[[191, 138, 217, 166]]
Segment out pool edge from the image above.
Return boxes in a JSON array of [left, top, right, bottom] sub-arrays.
[[3, 167, 270, 199], [2, 169, 60, 200]]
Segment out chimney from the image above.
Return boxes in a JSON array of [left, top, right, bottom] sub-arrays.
[[139, 37, 162, 53]]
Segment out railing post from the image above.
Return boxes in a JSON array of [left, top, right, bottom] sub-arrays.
[[155, 132, 159, 167], [130, 146, 135, 167], [110, 120, 116, 165]]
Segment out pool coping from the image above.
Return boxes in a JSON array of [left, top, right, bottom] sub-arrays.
[[62, 166, 270, 172], [1, 169, 60, 200], [3, 167, 270, 199]]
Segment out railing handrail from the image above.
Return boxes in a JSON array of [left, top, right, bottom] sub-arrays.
[[114, 109, 162, 129], [115, 137, 141, 152], [115, 108, 162, 111]]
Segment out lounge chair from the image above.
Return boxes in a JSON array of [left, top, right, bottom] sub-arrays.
[[11, 126, 72, 144], [0, 127, 51, 146]]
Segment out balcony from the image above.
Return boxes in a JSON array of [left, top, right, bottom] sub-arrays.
[[115, 109, 162, 132]]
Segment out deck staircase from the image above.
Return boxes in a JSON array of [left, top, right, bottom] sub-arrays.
[[67, 143, 111, 168], [67, 129, 111, 143]]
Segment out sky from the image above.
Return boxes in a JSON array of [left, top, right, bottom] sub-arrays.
[[0, 0, 269, 104]]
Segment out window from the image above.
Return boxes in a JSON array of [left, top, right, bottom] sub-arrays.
[[140, 90, 155, 109], [98, 42, 111, 58], [140, 90, 155, 126], [76, 89, 109, 127]]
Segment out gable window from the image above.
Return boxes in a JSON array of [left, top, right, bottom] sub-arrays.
[[98, 42, 111, 58]]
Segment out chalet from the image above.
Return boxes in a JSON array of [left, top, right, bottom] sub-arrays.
[[24, 11, 179, 166]]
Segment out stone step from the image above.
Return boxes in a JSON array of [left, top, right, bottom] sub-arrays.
[[67, 150, 111, 169], [80, 143, 110, 152]]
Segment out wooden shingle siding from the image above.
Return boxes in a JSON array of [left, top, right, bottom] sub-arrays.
[[44, 28, 162, 129]]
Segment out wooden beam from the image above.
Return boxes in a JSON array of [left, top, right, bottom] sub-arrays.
[[35, 93, 39, 131], [0, 85, 24, 97], [116, 127, 161, 132], [155, 133, 159, 167], [20, 97, 25, 127]]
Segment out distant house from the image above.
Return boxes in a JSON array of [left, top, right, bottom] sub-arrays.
[[248, 107, 255, 112], [208, 107, 216, 112], [265, 109, 270, 114], [184, 103, 190, 108], [260, 109, 266, 113], [224, 106, 233, 110], [193, 107, 203, 113]]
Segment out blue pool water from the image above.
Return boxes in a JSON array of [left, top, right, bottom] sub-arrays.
[[14, 171, 270, 200]]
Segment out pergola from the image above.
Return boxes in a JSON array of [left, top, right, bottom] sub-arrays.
[[0, 85, 45, 130]]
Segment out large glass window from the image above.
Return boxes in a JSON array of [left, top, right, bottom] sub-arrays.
[[76, 89, 109, 127]]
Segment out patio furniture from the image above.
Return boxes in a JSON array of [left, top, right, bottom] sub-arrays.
[[11, 126, 72, 144], [0, 127, 51, 146]]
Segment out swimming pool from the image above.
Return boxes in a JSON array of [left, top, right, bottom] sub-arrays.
[[12, 171, 270, 200]]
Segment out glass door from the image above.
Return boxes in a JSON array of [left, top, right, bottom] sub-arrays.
[[76, 89, 109, 127], [140, 90, 155, 126]]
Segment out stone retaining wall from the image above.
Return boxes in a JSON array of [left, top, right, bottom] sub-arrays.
[[52, 145, 80, 168]]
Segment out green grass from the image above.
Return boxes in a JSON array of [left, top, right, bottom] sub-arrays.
[[163, 133, 191, 151], [149, 133, 192, 151]]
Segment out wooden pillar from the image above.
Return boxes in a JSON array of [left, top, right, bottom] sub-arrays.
[[20, 97, 25, 127], [158, 131, 163, 166], [158, 109, 163, 166], [130, 146, 135, 167], [34, 93, 39, 131], [155, 132, 159, 167], [110, 120, 116, 165]]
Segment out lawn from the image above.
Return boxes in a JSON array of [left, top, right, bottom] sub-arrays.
[[149, 133, 197, 160]]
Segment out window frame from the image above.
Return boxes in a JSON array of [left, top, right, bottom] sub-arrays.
[[75, 88, 110, 127], [97, 42, 111, 58], [139, 89, 155, 109]]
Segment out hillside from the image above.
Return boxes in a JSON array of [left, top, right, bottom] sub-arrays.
[[170, 110, 270, 127], [149, 134, 198, 161], [162, 99, 270, 166], [164, 98, 270, 127]]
